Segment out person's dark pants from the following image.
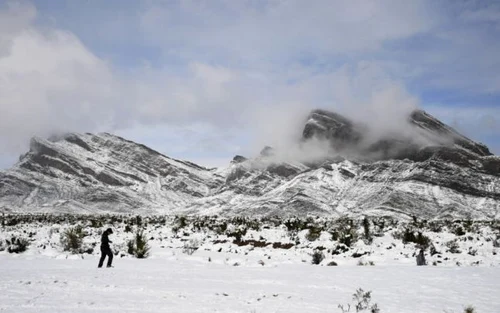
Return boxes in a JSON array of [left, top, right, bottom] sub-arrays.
[[98, 245, 113, 268]]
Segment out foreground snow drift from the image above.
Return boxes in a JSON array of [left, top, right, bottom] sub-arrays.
[[0, 257, 499, 313]]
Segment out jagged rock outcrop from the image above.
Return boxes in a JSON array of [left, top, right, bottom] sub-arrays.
[[0, 109, 499, 219]]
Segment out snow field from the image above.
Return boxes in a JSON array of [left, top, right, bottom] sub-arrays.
[[1, 215, 500, 312], [0, 257, 499, 313]]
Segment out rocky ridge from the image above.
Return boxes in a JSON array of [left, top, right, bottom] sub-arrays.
[[0, 109, 499, 219]]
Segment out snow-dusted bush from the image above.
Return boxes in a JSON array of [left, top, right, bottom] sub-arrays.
[[397, 228, 431, 249], [357, 260, 375, 266], [6, 236, 30, 253], [60, 225, 85, 253], [172, 215, 188, 233], [183, 238, 201, 255], [331, 217, 358, 247], [305, 227, 322, 241], [445, 239, 461, 254], [226, 226, 248, 243], [338, 288, 380, 313], [127, 230, 150, 259], [463, 305, 476, 313], [311, 249, 325, 265]]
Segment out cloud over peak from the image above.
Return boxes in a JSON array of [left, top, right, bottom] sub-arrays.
[[0, 0, 499, 168]]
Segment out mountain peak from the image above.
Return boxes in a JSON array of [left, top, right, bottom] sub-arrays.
[[0, 109, 499, 219], [301, 108, 492, 164]]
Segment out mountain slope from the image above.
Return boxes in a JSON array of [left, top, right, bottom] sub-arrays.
[[0, 133, 222, 213], [0, 109, 499, 219]]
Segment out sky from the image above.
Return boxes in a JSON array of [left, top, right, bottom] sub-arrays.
[[0, 0, 499, 169]]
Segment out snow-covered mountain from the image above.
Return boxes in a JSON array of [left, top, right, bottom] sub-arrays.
[[1, 109, 499, 219]]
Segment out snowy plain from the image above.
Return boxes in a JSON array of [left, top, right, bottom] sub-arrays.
[[1, 256, 499, 313], [1, 215, 500, 313]]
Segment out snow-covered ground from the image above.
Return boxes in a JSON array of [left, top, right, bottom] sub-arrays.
[[1, 256, 499, 313], [1, 215, 499, 312]]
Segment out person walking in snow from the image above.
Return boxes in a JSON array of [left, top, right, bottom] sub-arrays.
[[98, 228, 114, 268]]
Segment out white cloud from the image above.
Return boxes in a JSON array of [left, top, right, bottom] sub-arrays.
[[1, 0, 499, 169], [0, 2, 121, 153], [139, 0, 436, 63]]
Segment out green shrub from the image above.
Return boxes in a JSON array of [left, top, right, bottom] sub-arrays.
[[401, 229, 431, 249], [362, 217, 373, 244], [127, 230, 150, 258], [305, 227, 322, 241], [60, 226, 85, 253], [311, 249, 325, 265], [464, 305, 475, 313], [331, 218, 358, 247], [6, 236, 30, 253]]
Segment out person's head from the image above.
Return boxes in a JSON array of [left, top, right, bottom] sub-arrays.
[[106, 228, 113, 235]]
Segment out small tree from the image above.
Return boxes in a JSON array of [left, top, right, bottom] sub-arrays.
[[362, 217, 373, 245], [127, 230, 150, 258], [60, 225, 85, 253], [311, 249, 325, 265]]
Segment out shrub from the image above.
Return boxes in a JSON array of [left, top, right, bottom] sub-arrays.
[[183, 238, 200, 255], [446, 239, 461, 254], [6, 236, 30, 253], [453, 225, 466, 236], [311, 249, 325, 265], [272, 242, 294, 249], [60, 226, 85, 253], [362, 217, 373, 244], [357, 260, 375, 266], [428, 221, 444, 233], [332, 244, 350, 255], [327, 261, 338, 266], [90, 219, 103, 228], [331, 218, 358, 247], [464, 305, 475, 313], [127, 230, 150, 258], [284, 218, 307, 232], [172, 215, 188, 233], [338, 288, 380, 313], [401, 228, 431, 249], [305, 227, 322, 241], [227, 227, 247, 243], [124, 225, 132, 233]]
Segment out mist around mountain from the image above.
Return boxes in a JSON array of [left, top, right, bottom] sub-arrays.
[[0, 109, 499, 219]]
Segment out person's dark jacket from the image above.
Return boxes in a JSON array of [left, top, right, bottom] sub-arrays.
[[101, 231, 112, 248]]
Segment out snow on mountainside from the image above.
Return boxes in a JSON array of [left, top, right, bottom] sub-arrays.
[[0, 133, 223, 213], [0, 109, 499, 219]]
